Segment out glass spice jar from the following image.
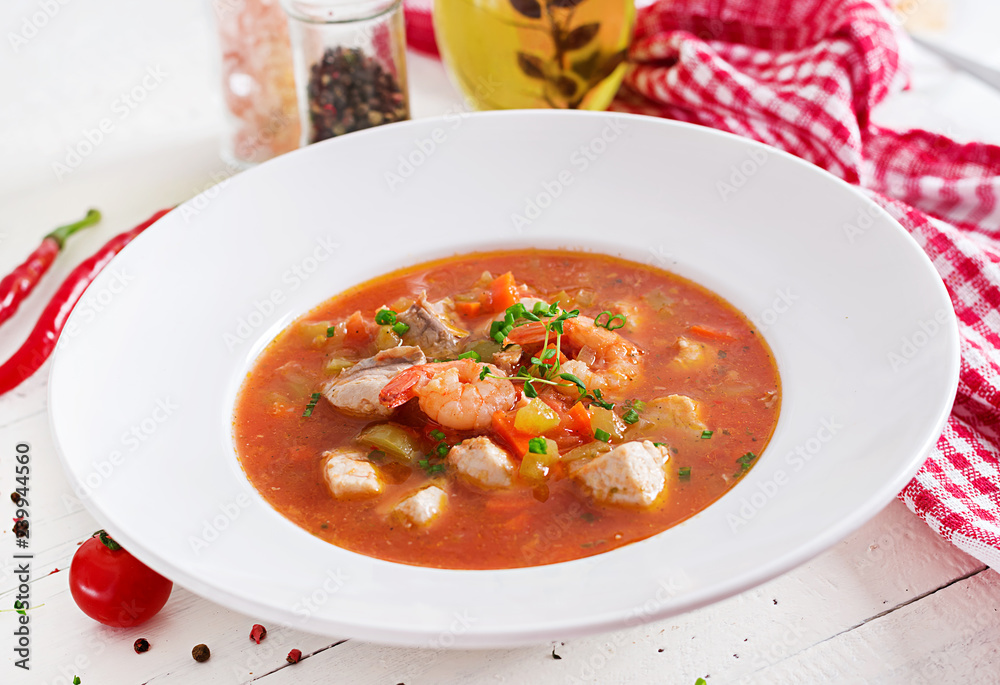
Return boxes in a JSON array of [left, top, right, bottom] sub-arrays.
[[207, 0, 301, 167], [280, 0, 410, 145]]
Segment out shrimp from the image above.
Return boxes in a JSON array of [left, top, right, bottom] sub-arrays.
[[505, 315, 641, 396], [379, 359, 517, 430]]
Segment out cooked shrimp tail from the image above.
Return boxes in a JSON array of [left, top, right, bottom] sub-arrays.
[[379, 359, 517, 430]]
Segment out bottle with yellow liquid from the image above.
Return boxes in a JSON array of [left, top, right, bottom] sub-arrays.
[[433, 0, 635, 110]]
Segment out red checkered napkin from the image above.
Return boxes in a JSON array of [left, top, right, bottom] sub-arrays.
[[404, 0, 1000, 566]]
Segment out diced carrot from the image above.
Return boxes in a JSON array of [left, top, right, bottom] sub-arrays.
[[537, 343, 569, 365], [343, 311, 374, 347], [492, 410, 533, 457], [490, 272, 519, 313], [567, 402, 593, 435], [689, 324, 736, 342], [455, 300, 482, 317]]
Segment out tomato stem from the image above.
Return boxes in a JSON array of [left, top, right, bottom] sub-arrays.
[[95, 529, 122, 551]]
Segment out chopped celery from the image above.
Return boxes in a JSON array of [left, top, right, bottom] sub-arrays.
[[375, 326, 402, 350], [588, 406, 626, 440], [514, 398, 560, 434], [561, 441, 612, 463], [357, 423, 424, 465], [519, 439, 560, 481], [325, 358, 355, 375]]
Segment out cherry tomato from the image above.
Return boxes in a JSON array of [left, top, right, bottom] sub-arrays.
[[69, 530, 172, 627]]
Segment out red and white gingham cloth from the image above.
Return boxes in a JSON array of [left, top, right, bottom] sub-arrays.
[[405, 0, 1000, 566]]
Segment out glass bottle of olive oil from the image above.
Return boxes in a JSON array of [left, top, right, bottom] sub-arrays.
[[433, 0, 635, 110]]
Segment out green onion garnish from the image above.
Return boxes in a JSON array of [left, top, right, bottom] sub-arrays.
[[528, 437, 548, 454], [374, 308, 396, 326], [302, 392, 322, 417], [326, 326, 337, 338], [457, 350, 481, 362], [594, 311, 627, 330], [622, 408, 640, 424], [392, 321, 410, 335], [430, 429, 446, 441], [678, 466, 691, 481], [594, 428, 611, 443], [733, 452, 758, 478], [435, 443, 449, 457], [701, 430, 713, 439]]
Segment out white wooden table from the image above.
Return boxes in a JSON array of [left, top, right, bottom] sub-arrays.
[[4, 1, 1000, 683]]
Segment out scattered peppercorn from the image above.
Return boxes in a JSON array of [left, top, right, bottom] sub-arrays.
[[551, 646, 562, 660], [10, 492, 21, 505], [133, 638, 150, 654], [306, 46, 408, 143], [192, 644, 211, 662], [12, 518, 28, 538], [250, 623, 267, 644], [286, 648, 302, 664]]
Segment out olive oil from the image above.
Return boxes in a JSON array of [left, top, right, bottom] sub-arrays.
[[433, 0, 635, 110]]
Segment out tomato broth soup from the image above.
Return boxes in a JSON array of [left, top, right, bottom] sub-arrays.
[[233, 250, 781, 569]]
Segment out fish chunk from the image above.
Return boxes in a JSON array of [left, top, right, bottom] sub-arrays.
[[447, 436, 515, 489], [672, 337, 707, 368], [648, 394, 708, 432], [573, 441, 670, 507], [392, 486, 448, 528], [397, 293, 468, 356], [491, 344, 523, 376], [323, 448, 383, 499], [322, 346, 425, 418]]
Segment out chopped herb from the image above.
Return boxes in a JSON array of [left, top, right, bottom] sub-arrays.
[[580, 511, 597, 522], [622, 408, 640, 424], [430, 429, 446, 441], [392, 321, 410, 335], [302, 392, 322, 417], [457, 350, 481, 362], [558, 372, 586, 393], [479, 365, 490, 380], [374, 308, 396, 326], [523, 378, 538, 398], [435, 443, 449, 457], [718, 350, 727, 359], [733, 452, 757, 478], [418, 458, 446, 476], [701, 430, 713, 439], [594, 428, 611, 443], [528, 437, 548, 454], [630, 399, 646, 412], [653, 442, 667, 447], [678, 466, 691, 481], [594, 310, 627, 330], [326, 326, 337, 338], [14, 600, 26, 616], [586, 388, 615, 410]]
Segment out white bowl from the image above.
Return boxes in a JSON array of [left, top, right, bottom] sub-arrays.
[[49, 110, 959, 647]]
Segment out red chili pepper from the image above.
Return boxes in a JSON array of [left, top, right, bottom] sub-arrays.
[[0, 209, 101, 327], [0, 208, 171, 396]]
